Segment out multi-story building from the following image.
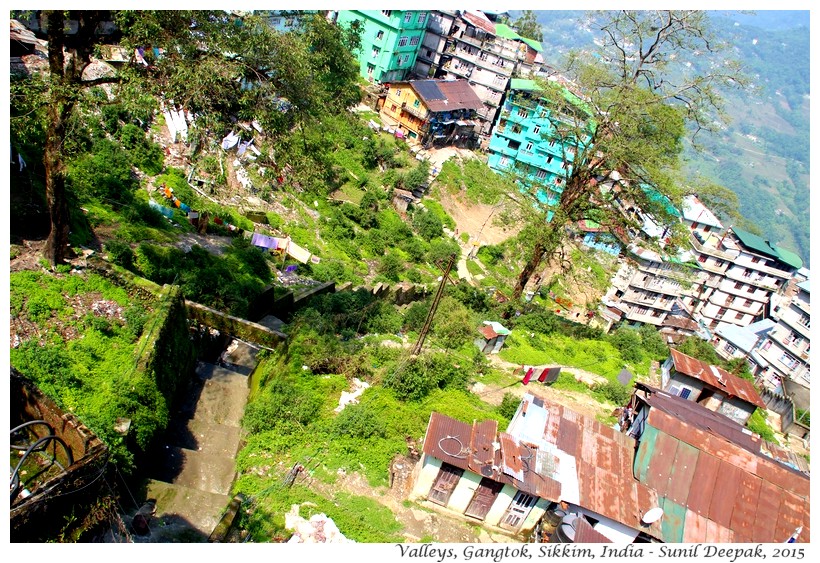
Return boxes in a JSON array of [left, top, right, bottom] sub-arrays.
[[379, 79, 483, 147], [413, 10, 545, 141], [693, 227, 801, 330], [486, 79, 590, 221], [752, 279, 810, 392], [334, 10, 428, 83]]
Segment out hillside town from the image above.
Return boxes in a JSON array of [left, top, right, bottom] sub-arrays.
[[9, 10, 809, 545]]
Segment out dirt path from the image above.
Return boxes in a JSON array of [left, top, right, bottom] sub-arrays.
[[472, 355, 615, 422]]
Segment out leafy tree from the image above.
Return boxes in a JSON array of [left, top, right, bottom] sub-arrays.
[[508, 11, 747, 298], [498, 393, 521, 420], [675, 335, 722, 366], [512, 10, 544, 42], [12, 10, 362, 266]]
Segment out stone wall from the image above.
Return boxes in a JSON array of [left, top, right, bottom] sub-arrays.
[[186, 300, 288, 350], [10, 369, 109, 542]]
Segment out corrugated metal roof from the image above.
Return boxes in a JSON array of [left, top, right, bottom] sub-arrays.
[[462, 11, 497, 35], [669, 348, 766, 409], [409, 79, 483, 113], [635, 384, 763, 455], [636, 406, 810, 543], [573, 518, 611, 543], [479, 325, 499, 340]]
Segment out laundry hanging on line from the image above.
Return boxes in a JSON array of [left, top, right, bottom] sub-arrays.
[[286, 241, 312, 264], [251, 233, 277, 250]]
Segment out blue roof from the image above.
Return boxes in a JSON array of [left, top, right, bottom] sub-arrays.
[[715, 320, 774, 353], [413, 80, 445, 101]]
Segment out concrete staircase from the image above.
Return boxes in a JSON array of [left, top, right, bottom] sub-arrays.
[[141, 340, 259, 541]]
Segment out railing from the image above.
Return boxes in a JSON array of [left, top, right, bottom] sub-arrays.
[[401, 101, 428, 120], [689, 233, 738, 261]]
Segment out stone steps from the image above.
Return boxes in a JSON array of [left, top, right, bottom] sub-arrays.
[[145, 479, 230, 539], [151, 446, 237, 496], [163, 418, 243, 457]]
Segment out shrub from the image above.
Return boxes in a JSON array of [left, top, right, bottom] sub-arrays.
[[497, 392, 520, 420], [747, 408, 778, 444], [637, 323, 669, 360], [332, 402, 386, 439], [378, 251, 404, 282], [427, 237, 460, 266], [104, 240, 135, 270], [403, 301, 429, 332], [592, 381, 632, 405], [608, 327, 644, 364], [412, 209, 444, 241]]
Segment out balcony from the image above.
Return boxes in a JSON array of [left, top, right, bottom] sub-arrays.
[[689, 232, 739, 261], [724, 268, 780, 292], [401, 101, 428, 120]]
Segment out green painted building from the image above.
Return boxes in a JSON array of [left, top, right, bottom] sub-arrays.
[[335, 10, 428, 83]]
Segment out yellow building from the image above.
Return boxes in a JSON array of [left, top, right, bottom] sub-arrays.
[[380, 79, 483, 147]]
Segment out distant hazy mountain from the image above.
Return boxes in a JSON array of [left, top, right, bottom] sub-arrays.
[[508, 10, 810, 265]]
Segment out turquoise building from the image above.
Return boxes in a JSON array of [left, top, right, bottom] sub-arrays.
[[335, 10, 428, 83], [487, 79, 591, 221]]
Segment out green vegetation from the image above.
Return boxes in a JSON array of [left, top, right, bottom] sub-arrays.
[[10, 270, 165, 469], [747, 408, 778, 444]]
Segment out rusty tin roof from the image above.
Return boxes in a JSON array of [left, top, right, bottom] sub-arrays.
[[669, 349, 766, 409]]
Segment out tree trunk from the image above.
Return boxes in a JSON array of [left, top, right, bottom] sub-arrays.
[[512, 240, 545, 300], [43, 11, 72, 267], [512, 218, 566, 300], [44, 105, 71, 266]]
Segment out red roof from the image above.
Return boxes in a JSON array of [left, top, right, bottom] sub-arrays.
[[479, 324, 499, 339], [462, 11, 496, 35], [669, 348, 766, 409]]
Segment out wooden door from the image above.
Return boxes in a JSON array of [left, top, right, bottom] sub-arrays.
[[428, 463, 463, 506], [500, 490, 537, 530], [464, 478, 504, 520]]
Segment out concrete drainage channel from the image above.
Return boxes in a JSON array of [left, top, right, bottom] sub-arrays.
[[129, 339, 260, 542]]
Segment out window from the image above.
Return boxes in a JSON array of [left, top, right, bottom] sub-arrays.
[[717, 307, 727, 318], [508, 140, 521, 150], [390, 104, 397, 112], [780, 353, 799, 370], [398, 36, 409, 47], [536, 169, 547, 180], [499, 156, 509, 167], [546, 155, 553, 164], [372, 47, 381, 58], [555, 178, 563, 186], [395, 88, 402, 97], [511, 124, 522, 134], [734, 281, 744, 290], [367, 64, 375, 76], [734, 311, 744, 320], [798, 314, 810, 328], [715, 260, 725, 267], [751, 256, 761, 263], [744, 299, 754, 307], [698, 254, 707, 264], [762, 339, 773, 351], [634, 306, 648, 316], [495, 58, 505, 67], [724, 342, 737, 355], [525, 142, 533, 151], [742, 268, 752, 278], [746, 285, 755, 293], [382, 10, 392, 17], [413, 99, 420, 107], [404, 12, 413, 23], [516, 107, 528, 118], [549, 139, 556, 146], [493, 74, 505, 86], [376, 30, 384, 40], [533, 125, 541, 135], [703, 225, 711, 233], [270, 17, 281, 26], [480, 51, 488, 61], [417, 12, 427, 24], [410, 36, 420, 46]]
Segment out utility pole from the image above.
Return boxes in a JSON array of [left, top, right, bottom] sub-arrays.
[[411, 253, 456, 356]]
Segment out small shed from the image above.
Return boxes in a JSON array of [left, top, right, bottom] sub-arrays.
[[392, 188, 417, 213], [475, 321, 511, 354]]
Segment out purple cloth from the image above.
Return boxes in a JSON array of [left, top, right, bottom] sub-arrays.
[[285, 265, 298, 273], [251, 233, 276, 249]]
